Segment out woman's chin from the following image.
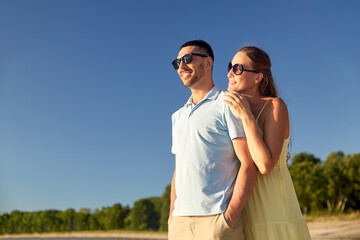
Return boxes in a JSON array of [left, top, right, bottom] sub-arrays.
[[227, 85, 238, 92]]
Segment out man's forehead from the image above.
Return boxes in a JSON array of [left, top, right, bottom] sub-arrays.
[[178, 46, 205, 57]]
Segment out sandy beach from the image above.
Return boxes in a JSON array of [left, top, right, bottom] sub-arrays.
[[0, 231, 168, 239], [308, 220, 360, 239], [1, 220, 360, 239]]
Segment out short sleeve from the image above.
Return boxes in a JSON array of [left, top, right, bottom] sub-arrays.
[[224, 104, 245, 140]]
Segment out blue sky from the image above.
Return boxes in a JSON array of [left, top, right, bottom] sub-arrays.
[[0, 1, 359, 214]]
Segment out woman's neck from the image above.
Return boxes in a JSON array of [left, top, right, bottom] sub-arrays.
[[242, 93, 262, 107]]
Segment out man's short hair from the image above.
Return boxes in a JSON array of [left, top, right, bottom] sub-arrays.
[[180, 40, 214, 62]]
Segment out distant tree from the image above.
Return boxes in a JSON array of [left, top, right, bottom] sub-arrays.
[[91, 203, 129, 230], [74, 208, 90, 231], [128, 198, 158, 230], [20, 212, 33, 233], [289, 152, 326, 214], [41, 210, 61, 232], [345, 153, 360, 210], [59, 208, 75, 232], [0, 214, 4, 234], [323, 151, 351, 212], [0, 213, 10, 234], [88, 210, 101, 230], [9, 210, 22, 233], [91, 207, 109, 230], [107, 203, 129, 229], [148, 197, 162, 230], [31, 211, 44, 233]]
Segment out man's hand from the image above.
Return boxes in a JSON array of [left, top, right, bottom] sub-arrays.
[[224, 209, 237, 229]]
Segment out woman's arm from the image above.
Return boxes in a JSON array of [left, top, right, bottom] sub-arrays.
[[224, 93, 289, 174]]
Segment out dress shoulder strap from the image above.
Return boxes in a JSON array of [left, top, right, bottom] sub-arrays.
[[256, 100, 270, 122]]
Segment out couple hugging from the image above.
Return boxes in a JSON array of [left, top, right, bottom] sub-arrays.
[[168, 40, 311, 240]]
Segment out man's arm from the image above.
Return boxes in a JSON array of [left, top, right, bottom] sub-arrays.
[[225, 137, 258, 228], [169, 156, 176, 217]]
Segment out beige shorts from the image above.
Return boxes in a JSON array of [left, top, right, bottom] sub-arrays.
[[168, 213, 244, 240]]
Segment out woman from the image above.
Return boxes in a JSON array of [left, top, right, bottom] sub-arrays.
[[224, 46, 311, 240]]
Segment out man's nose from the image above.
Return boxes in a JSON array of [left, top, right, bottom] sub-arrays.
[[179, 59, 187, 69]]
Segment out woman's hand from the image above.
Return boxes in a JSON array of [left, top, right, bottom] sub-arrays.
[[224, 92, 252, 120]]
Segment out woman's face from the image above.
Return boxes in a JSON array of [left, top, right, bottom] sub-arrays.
[[227, 51, 259, 94]]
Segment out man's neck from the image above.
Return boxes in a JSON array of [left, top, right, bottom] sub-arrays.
[[190, 83, 214, 105]]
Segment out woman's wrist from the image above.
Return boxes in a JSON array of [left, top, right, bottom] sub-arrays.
[[242, 113, 256, 129]]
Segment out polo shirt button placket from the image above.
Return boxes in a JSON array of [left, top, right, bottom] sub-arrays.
[[187, 104, 195, 118]]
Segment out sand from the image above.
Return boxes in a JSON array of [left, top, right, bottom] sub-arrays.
[[1, 220, 360, 239], [0, 231, 168, 239], [308, 220, 360, 239]]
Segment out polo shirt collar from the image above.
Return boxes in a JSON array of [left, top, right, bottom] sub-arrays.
[[185, 86, 221, 107]]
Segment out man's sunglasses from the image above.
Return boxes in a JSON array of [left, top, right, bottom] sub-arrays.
[[172, 53, 208, 70], [228, 62, 260, 75]]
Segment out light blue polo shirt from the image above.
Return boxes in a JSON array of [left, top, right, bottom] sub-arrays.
[[171, 86, 245, 216]]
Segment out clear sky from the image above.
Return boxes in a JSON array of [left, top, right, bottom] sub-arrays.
[[1, 1, 359, 214]]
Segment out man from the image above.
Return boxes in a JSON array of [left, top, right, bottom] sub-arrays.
[[169, 39, 257, 240]]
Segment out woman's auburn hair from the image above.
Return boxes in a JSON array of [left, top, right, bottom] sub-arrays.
[[239, 46, 278, 98]]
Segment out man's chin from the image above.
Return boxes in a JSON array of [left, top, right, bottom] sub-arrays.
[[182, 82, 192, 88], [181, 79, 195, 88]]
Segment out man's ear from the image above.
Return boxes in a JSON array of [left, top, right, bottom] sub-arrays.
[[206, 57, 213, 70]]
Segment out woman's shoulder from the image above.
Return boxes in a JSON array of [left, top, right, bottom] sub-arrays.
[[262, 98, 290, 138], [264, 97, 289, 118], [265, 97, 286, 106]]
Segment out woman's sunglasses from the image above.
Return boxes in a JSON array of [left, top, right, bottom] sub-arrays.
[[228, 62, 260, 75], [172, 53, 208, 69]]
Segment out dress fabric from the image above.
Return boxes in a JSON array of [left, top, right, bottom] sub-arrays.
[[243, 103, 311, 240]]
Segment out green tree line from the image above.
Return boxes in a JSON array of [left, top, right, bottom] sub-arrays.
[[0, 185, 171, 235], [1, 151, 359, 234], [289, 151, 360, 214]]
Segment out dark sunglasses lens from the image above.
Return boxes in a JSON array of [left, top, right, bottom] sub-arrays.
[[228, 62, 232, 72], [183, 54, 193, 64], [233, 64, 242, 75], [172, 59, 180, 69]]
